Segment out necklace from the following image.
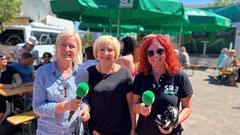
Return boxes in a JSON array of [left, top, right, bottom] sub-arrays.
[[58, 79, 68, 98], [98, 64, 115, 79]]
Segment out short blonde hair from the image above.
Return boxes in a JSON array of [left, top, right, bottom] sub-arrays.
[[93, 35, 121, 60], [55, 29, 83, 64]]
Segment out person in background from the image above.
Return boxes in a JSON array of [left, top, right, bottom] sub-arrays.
[[32, 29, 90, 135], [10, 52, 34, 84], [116, 36, 137, 77], [80, 46, 99, 70], [137, 33, 145, 46], [221, 49, 236, 68], [0, 52, 22, 124], [10, 36, 40, 65], [34, 52, 53, 70], [179, 46, 190, 68], [216, 48, 229, 68], [132, 34, 193, 135], [77, 35, 135, 135]]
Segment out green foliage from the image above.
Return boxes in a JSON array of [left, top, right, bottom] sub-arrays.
[[209, 0, 238, 6], [0, 0, 21, 32]]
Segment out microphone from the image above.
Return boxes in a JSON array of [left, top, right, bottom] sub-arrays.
[[142, 90, 155, 118], [68, 82, 89, 121], [142, 90, 155, 107]]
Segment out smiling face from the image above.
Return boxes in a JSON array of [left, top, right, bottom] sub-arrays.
[[147, 40, 166, 69], [93, 36, 121, 66], [56, 35, 78, 63], [97, 43, 115, 66]]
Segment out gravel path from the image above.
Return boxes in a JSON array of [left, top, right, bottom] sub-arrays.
[[182, 69, 240, 135]]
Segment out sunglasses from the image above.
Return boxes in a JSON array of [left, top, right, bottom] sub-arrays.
[[147, 48, 165, 57]]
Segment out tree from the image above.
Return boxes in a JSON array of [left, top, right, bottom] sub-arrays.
[[209, 0, 239, 6], [0, 0, 21, 32]]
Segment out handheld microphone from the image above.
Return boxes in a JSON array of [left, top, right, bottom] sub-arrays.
[[142, 90, 155, 107], [68, 82, 89, 121]]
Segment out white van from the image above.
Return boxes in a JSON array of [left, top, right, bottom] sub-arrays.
[[0, 23, 64, 58]]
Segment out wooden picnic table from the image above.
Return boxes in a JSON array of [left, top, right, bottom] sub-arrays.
[[0, 85, 33, 97]]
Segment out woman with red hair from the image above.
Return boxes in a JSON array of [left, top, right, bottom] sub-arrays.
[[132, 34, 193, 135]]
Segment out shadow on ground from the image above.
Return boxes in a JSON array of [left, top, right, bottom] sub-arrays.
[[232, 107, 240, 110], [205, 75, 239, 87]]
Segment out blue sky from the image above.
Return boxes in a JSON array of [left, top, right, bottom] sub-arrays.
[[180, 0, 213, 5]]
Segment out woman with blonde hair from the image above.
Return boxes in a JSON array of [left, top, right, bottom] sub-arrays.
[[77, 35, 134, 135], [32, 29, 90, 135]]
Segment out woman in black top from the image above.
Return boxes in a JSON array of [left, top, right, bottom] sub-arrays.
[[132, 34, 193, 135], [0, 52, 22, 122], [77, 35, 134, 135], [34, 52, 52, 70]]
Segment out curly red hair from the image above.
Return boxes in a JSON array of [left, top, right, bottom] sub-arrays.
[[137, 34, 181, 76]]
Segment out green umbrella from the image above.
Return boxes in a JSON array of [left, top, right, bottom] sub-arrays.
[[145, 8, 231, 34], [202, 4, 240, 23], [50, 0, 187, 35], [184, 8, 232, 32]]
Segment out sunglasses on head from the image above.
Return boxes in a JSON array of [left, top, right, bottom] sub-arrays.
[[147, 48, 165, 57]]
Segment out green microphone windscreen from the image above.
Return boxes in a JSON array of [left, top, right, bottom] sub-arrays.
[[142, 90, 155, 107], [76, 82, 89, 98]]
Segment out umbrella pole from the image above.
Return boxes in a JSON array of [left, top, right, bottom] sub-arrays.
[[109, 11, 112, 35], [200, 41, 209, 57], [117, 10, 120, 37], [178, 25, 183, 50]]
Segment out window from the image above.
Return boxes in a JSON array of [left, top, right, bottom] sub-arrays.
[[0, 29, 24, 46], [31, 31, 59, 45]]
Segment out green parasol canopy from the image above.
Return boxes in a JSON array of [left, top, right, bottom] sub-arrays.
[[202, 4, 240, 23], [145, 8, 232, 34], [184, 8, 232, 32], [50, 0, 187, 35]]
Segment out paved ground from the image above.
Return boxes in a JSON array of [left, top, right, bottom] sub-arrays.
[[182, 68, 240, 135], [4, 55, 240, 135]]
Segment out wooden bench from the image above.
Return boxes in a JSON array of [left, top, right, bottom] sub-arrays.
[[218, 68, 237, 86], [185, 64, 202, 76], [7, 111, 38, 125]]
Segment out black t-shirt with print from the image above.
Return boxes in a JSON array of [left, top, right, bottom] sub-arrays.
[[87, 66, 133, 135], [0, 65, 18, 84], [0, 65, 18, 113], [132, 71, 193, 135]]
